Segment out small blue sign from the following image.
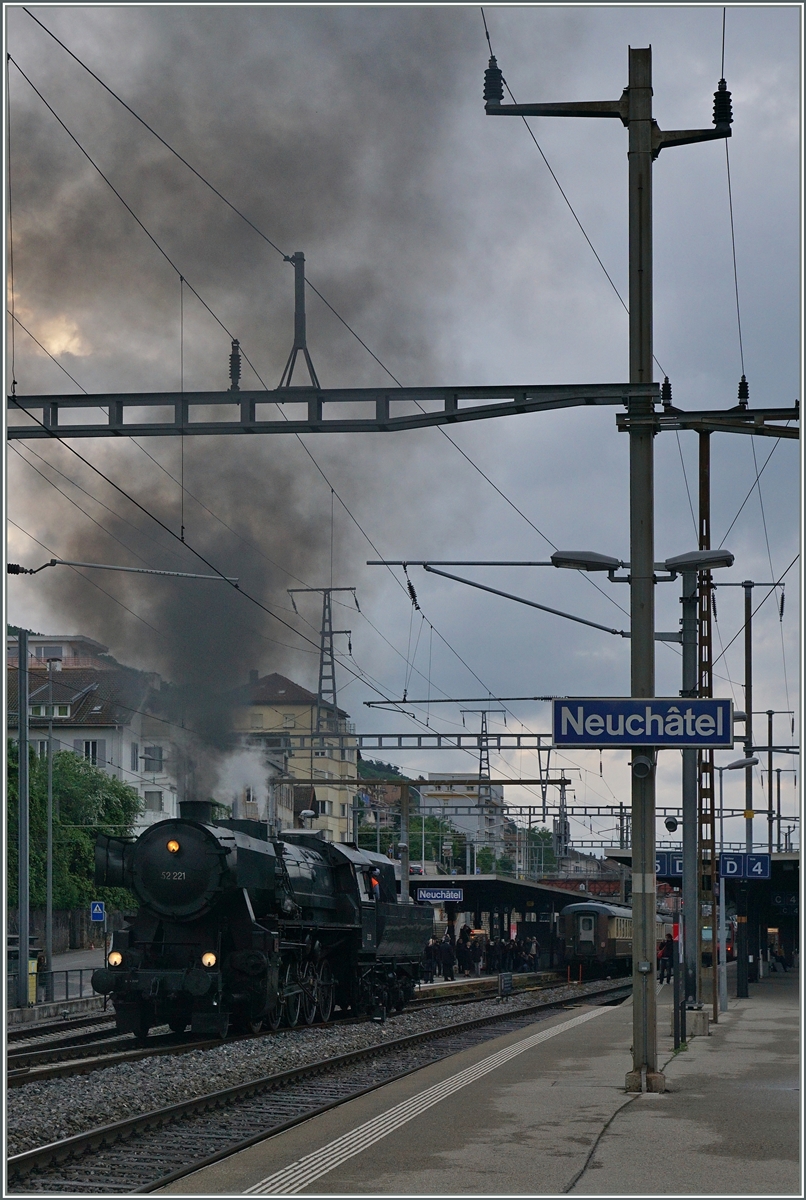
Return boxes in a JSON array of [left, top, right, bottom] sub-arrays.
[[417, 887, 463, 903], [670, 855, 684, 877], [90, 901, 105, 922], [746, 854, 771, 880], [552, 697, 733, 748], [720, 853, 745, 878], [655, 852, 669, 876]]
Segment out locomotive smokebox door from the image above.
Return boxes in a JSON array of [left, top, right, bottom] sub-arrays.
[[361, 903, 377, 951]]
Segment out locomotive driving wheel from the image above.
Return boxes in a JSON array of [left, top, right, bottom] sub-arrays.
[[299, 962, 318, 1025], [283, 960, 301, 1027], [316, 962, 334, 1022]]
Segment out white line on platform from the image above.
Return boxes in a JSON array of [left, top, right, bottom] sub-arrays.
[[245, 1006, 611, 1196]]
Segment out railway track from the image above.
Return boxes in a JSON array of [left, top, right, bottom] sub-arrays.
[[8, 978, 631, 1194], [6, 973, 581, 1084]]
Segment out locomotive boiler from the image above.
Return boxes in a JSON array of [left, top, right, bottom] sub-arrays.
[[91, 800, 433, 1039]]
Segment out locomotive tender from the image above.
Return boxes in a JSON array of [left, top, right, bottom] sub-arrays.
[[91, 800, 433, 1038], [559, 901, 671, 972]]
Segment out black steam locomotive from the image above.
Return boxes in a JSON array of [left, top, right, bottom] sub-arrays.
[[91, 800, 433, 1038]]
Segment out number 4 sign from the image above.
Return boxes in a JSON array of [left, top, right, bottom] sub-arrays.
[[746, 854, 771, 879]]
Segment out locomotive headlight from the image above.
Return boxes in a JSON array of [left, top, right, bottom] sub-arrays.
[[166, 839, 180, 854], [202, 952, 217, 968], [108, 951, 123, 967]]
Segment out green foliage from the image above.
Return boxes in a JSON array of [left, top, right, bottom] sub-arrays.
[[476, 846, 495, 873], [356, 758, 412, 781], [7, 740, 142, 911]]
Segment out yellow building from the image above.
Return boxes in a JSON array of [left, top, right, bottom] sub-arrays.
[[231, 672, 358, 843]]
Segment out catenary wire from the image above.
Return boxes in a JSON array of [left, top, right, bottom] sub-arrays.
[[12, 24, 763, 825], [14, 16, 631, 623]]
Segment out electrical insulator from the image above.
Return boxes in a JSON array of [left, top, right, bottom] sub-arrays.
[[737, 374, 749, 409], [229, 339, 241, 392], [713, 78, 733, 128], [406, 579, 420, 611], [661, 377, 672, 409], [7, 563, 22, 574], [484, 56, 504, 104]]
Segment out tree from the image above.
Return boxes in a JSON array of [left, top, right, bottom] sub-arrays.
[[476, 846, 495, 873], [7, 741, 142, 912]]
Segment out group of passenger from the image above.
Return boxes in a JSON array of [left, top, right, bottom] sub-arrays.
[[422, 925, 542, 982]]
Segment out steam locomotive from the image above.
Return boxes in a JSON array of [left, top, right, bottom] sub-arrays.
[[91, 800, 433, 1038]]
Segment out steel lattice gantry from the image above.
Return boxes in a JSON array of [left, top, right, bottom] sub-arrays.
[[6, 382, 798, 439]]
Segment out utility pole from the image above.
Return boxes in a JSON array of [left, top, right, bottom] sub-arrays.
[[463, 708, 505, 860], [697, 433, 718, 1022], [766, 710, 774, 856], [743, 583, 754, 854], [45, 652, 62, 996], [485, 44, 731, 1092], [17, 630, 30, 1010], [288, 586, 357, 733], [399, 782, 410, 903], [680, 569, 699, 1005]]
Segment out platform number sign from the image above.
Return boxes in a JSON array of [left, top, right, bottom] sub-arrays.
[[655, 852, 669, 876], [746, 854, 771, 879], [90, 901, 105, 922], [719, 854, 771, 880]]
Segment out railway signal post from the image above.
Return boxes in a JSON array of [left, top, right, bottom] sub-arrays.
[[485, 45, 732, 1090]]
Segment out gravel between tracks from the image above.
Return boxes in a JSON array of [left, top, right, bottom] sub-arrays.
[[7, 980, 623, 1156]]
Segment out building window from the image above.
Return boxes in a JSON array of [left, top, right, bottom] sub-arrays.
[[34, 645, 63, 659], [36, 741, 49, 761], [83, 741, 98, 765], [29, 704, 71, 718], [283, 714, 295, 728], [340, 803, 348, 817], [144, 790, 163, 812], [313, 749, 327, 758], [131, 743, 139, 772], [250, 711, 264, 729], [143, 745, 163, 773]]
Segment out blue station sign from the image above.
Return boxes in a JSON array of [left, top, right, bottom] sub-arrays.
[[417, 887, 464, 903], [719, 853, 771, 880], [552, 698, 733, 749]]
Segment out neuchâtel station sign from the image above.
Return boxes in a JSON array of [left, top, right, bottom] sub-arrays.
[[552, 698, 733, 749]]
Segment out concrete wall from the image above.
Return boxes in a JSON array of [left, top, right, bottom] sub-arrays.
[[7, 907, 130, 953]]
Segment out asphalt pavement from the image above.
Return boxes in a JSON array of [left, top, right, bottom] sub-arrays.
[[159, 968, 799, 1196]]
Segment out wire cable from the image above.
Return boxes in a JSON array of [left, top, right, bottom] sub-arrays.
[[17, 13, 629, 623]]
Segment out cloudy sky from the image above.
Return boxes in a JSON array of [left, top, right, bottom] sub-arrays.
[[5, 4, 801, 848]]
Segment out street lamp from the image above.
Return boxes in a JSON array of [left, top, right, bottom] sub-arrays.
[[716, 755, 759, 1011], [299, 808, 316, 829]]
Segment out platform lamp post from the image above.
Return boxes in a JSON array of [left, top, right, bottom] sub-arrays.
[[716, 756, 758, 1011], [45, 651, 63, 997]]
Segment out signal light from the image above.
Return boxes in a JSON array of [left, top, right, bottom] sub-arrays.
[[167, 839, 180, 854]]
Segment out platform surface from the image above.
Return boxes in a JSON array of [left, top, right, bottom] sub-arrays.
[[159, 970, 800, 1196]]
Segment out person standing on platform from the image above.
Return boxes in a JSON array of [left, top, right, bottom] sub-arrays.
[[441, 935, 456, 982], [658, 933, 674, 983], [471, 937, 483, 977]]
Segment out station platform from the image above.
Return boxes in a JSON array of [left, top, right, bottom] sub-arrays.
[[159, 969, 799, 1196]]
